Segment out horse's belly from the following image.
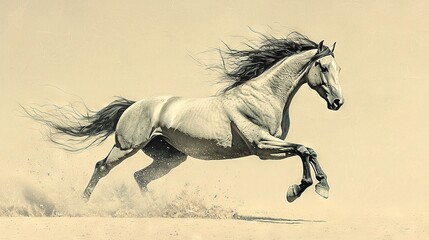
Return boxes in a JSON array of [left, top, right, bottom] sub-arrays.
[[156, 96, 252, 160], [161, 128, 251, 160]]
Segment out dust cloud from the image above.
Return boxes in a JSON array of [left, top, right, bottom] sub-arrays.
[[0, 178, 236, 219]]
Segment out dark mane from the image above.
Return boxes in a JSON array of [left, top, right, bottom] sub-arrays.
[[219, 31, 333, 92]]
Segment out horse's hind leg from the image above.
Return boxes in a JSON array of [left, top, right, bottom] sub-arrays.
[[134, 137, 187, 191], [83, 146, 139, 200]]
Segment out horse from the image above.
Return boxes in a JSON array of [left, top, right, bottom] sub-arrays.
[[26, 32, 343, 203]]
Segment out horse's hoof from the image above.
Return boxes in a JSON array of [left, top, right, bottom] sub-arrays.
[[140, 186, 148, 193], [82, 193, 90, 202], [286, 184, 300, 203], [315, 183, 329, 199]]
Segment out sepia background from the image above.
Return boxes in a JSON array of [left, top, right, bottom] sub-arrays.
[[1, 0, 428, 239]]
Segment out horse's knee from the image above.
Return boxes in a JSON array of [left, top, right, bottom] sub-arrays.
[[296, 145, 310, 156], [134, 170, 146, 183], [133, 170, 142, 180], [306, 147, 317, 158], [297, 146, 318, 159], [133, 171, 149, 191]]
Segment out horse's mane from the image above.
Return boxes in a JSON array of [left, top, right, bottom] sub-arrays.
[[219, 31, 333, 92]]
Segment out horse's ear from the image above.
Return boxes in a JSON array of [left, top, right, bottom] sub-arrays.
[[331, 42, 336, 52], [317, 40, 324, 52]]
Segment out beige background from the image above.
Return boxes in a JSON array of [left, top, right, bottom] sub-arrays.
[[1, 0, 428, 239]]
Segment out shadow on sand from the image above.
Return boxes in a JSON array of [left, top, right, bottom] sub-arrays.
[[233, 215, 325, 225]]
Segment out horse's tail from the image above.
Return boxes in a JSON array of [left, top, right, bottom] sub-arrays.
[[23, 97, 135, 151]]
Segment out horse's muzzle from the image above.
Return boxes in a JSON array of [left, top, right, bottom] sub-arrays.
[[328, 98, 343, 111]]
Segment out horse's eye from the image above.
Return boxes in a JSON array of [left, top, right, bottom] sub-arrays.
[[315, 62, 328, 73], [321, 66, 329, 73]]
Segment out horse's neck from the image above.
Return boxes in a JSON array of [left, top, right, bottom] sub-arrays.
[[248, 49, 316, 108], [231, 50, 315, 138]]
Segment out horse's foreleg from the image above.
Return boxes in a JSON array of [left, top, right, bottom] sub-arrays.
[[255, 139, 316, 202], [286, 146, 313, 203], [307, 148, 329, 198], [83, 146, 138, 200]]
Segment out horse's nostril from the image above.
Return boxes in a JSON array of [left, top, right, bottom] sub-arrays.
[[333, 99, 341, 107]]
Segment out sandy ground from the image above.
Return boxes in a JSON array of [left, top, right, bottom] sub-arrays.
[[1, 214, 428, 240]]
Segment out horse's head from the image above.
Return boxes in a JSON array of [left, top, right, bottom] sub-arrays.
[[307, 41, 343, 111]]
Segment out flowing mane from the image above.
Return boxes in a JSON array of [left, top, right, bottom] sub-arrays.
[[219, 31, 334, 92]]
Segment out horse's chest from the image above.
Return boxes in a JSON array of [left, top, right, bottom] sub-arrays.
[[254, 106, 283, 136]]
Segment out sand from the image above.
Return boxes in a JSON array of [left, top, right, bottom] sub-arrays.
[[1, 214, 428, 240]]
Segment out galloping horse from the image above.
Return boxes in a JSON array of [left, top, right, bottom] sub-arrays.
[[27, 32, 343, 203]]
